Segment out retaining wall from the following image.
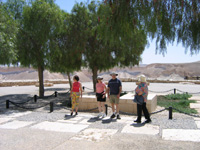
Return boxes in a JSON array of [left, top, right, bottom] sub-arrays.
[[80, 93, 157, 114]]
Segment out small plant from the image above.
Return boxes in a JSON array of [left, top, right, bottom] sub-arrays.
[[165, 93, 192, 100], [157, 94, 197, 114]]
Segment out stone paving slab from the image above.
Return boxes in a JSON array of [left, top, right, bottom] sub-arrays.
[[31, 121, 89, 133], [0, 118, 13, 124], [193, 117, 200, 121], [71, 128, 118, 142], [195, 121, 200, 128], [1, 111, 32, 118], [121, 124, 159, 135], [0, 120, 34, 129], [190, 103, 200, 109], [162, 129, 200, 142], [79, 119, 93, 125]]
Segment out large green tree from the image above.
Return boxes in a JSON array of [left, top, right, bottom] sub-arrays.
[[48, 4, 89, 89], [0, 2, 18, 65], [100, 0, 200, 54], [82, 2, 147, 91], [16, 0, 62, 97]]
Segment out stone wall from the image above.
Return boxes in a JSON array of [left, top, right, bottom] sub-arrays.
[[0, 80, 69, 87], [80, 93, 157, 114]]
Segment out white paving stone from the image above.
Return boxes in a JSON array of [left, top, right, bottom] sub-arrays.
[[71, 128, 118, 142], [0, 118, 13, 124], [79, 119, 93, 125], [3, 111, 32, 118], [31, 121, 88, 133], [67, 116, 83, 121], [195, 121, 200, 128], [162, 129, 200, 142], [193, 117, 200, 121], [121, 124, 159, 135], [57, 119, 78, 124], [190, 103, 200, 109], [0, 120, 34, 129]]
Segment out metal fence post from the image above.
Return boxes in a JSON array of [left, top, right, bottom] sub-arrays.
[[55, 91, 57, 97], [169, 106, 173, 119], [174, 88, 176, 94], [50, 102, 54, 113], [6, 100, 9, 109], [82, 86, 85, 91], [105, 104, 108, 115], [34, 95, 37, 103]]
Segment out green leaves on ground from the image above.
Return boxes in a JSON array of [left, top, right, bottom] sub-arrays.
[[165, 93, 192, 100], [158, 94, 197, 114]]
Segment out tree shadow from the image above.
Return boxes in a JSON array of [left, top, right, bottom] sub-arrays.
[[45, 88, 69, 92]]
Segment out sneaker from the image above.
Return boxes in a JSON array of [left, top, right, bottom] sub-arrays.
[[134, 120, 141, 123], [97, 113, 102, 117], [117, 114, 121, 120], [110, 114, 116, 119], [102, 113, 106, 118], [75, 112, 78, 115], [144, 119, 152, 123]]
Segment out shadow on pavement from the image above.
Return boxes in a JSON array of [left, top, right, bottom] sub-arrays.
[[102, 118, 117, 124], [45, 88, 68, 92], [87, 117, 102, 123], [130, 123, 145, 127]]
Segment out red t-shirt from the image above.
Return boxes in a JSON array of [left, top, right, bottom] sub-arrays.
[[72, 82, 80, 92]]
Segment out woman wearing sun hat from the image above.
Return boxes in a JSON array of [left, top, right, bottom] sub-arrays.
[[134, 75, 151, 123], [96, 76, 107, 118]]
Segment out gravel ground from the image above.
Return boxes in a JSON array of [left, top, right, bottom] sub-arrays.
[[0, 82, 200, 129]]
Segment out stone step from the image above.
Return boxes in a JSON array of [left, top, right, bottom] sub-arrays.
[[162, 129, 200, 142], [190, 103, 200, 109]]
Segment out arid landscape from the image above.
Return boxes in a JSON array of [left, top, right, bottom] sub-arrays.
[[0, 61, 200, 82]]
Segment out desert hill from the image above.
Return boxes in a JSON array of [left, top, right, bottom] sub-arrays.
[[0, 61, 200, 82]]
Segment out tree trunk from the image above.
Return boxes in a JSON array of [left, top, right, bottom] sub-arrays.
[[38, 66, 44, 97], [67, 71, 72, 90], [92, 67, 98, 92]]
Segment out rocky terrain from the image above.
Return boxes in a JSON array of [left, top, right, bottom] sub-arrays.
[[0, 61, 200, 82]]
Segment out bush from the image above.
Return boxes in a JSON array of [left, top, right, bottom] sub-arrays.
[[157, 95, 198, 114], [165, 93, 192, 100]]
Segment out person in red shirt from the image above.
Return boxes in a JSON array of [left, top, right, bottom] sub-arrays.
[[96, 76, 107, 118], [70, 75, 82, 116]]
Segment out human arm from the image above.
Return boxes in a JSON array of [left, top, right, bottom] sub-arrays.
[[117, 86, 122, 98], [107, 87, 110, 99], [80, 83, 83, 98], [70, 83, 73, 97]]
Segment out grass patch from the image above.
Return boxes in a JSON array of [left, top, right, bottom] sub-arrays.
[[157, 93, 198, 114]]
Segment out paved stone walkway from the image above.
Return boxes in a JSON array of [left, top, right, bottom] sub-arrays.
[[0, 110, 200, 145]]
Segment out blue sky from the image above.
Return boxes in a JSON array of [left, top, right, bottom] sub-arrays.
[[54, 0, 200, 64]]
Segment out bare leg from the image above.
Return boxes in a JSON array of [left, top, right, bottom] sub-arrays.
[[101, 102, 105, 113], [116, 104, 119, 114], [111, 103, 115, 113], [98, 102, 101, 113], [75, 106, 78, 113]]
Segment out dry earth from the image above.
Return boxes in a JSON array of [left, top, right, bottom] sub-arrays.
[[0, 61, 200, 82]]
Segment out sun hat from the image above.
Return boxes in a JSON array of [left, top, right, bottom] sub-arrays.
[[138, 75, 147, 82], [110, 72, 118, 76], [97, 76, 103, 80]]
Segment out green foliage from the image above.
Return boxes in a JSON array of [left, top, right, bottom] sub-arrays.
[[0, 3, 18, 64], [16, 0, 62, 96], [100, 0, 200, 55], [157, 95, 198, 114], [165, 93, 192, 100], [16, 0, 62, 68]]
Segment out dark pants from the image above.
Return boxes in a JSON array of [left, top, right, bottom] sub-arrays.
[[137, 103, 150, 121]]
